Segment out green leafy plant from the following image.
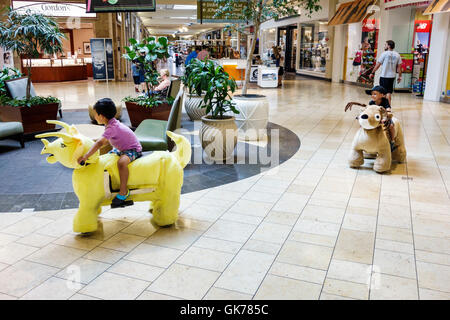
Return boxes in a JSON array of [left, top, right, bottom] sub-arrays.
[[122, 94, 174, 109], [0, 67, 22, 97], [0, 7, 65, 100], [122, 36, 170, 108], [213, 0, 322, 95], [0, 95, 60, 107], [181, 58, 209, 96], [196, 60, 239, 119]]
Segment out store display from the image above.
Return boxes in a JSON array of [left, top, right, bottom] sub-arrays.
[[299, 23, 328, 74]]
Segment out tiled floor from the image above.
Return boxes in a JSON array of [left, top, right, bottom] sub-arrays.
[[0, 76, 449, 300]]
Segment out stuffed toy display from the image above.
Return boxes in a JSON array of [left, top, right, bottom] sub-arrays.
[[36, 120, 191, 233], [345, 105, 406, 173]]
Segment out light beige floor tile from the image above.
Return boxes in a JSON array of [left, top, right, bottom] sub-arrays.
[[376, 226, 413, 244], [180, 203, 227, 222], [83, 247, 126, 264], [125, 243, 183, 268], [243, 240, 281, 255], [264, 211, 299, 226], [0, 293, 17, 300], [149, 263, 220, 300], [204, 219, 257, 243], [53, 234, 103, 251], [175, 217, 212, 231], [334, 229, 375, 264], [0, 213, 29, 230], [80, 272, 149, 300], [0, 263, 8, 272], [377, 204, 411, 229], [320, 293, 355, 300], [177, 246, 234, 272], [327, 259, 372, 285], [120, 217, 159, 237], [221, 212, 263, 225], [272, 193, 309, 214], [21, 276, 83, 300], [215, 250, 275, 295], [137, 291, 181, 300], [241, 190, 281, 203], [99, 207, 145, 223], [228, 199, 273, 217], [0, 260, 59, 297], [203, 189, 244, 202], [86, 219, 131, 241], [412, 216, 450, 239], [277, 241, 333, 270], [36, 216, 75, 238], [288, 231, 337, 247], [26, 243, 87, 269], [250, 222, 292, 244], [56, 258, 111, 284], [0, 233, 20, 246], [108, 260, 165, 282], [369, 273, 418, 300], [100, 233, 146, 253], [415, 250, 450, 266], [16, 234, 56, 248], [300, 205, 346, 224], [416, 261, 450, 293], [193, 236, 242, 254], [254, 274, 321, 300], [414, 235, 450, 255], [195, 197, 236, 208], [293, 219, 340, 237], [0, 242, 38, 264], [33, 209, 76, 221], [419, 288, 450, 300], [69, 293, 100, 300], [1, 216, 53, 237], [269, 261, 326, 284], [342, 214, 377, 233], [144, 227, 203, 251], [375, 239, 415, 255], [322, 278, 369, 300], [346, 206, 378, 217], [373, 249, 416, 279], [203, 287, 252, 300]]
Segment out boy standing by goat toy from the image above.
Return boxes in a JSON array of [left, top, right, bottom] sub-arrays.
[[345, 85, 396, 151], [78, 98, 142, 208]]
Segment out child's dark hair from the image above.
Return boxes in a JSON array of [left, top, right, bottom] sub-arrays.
[[93, 98, 116, 120]]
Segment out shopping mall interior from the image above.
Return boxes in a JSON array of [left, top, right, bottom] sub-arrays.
[[0, 0, 449, 302]]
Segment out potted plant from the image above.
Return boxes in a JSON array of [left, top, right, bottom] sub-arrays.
[[213, 0, 321, 140], [181, 58, 207, 121], [122, 36, 173, 128], [0, 8, 64, 135], [198, 60, 239, 161]]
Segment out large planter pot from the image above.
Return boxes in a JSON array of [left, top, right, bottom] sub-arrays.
[[0, 103, 59, 135], [125, 101, 172, 128], [184, 92, 207, 121], [200, 115, 238, 162], [232, 94, 269, 141]]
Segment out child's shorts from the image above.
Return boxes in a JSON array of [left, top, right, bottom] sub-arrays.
[[109, 148, 142, 162]]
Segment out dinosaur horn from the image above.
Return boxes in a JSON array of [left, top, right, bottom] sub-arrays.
[[35, 132, 74, 142], [46, 120, 71, 131]]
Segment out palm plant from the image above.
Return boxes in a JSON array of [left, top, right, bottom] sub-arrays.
[[0, 8, 65, 100], [213, 0, 322, 95]]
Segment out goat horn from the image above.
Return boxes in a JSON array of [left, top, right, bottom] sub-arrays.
[[46, 120, 71, 132], [35, 132, 74, 142]]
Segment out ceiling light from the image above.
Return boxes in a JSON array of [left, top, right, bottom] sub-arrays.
[[172, 17, 190, 19], [173, 5, 197, 10]]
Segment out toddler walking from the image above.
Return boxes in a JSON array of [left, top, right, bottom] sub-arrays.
[[77, 98, 143, 208]]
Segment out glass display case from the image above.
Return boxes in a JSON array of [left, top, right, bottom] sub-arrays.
[[22, 58, 92, 67]]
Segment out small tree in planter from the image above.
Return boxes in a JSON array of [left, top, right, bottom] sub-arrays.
[[122, 37, 174, 127], [213, 0, 321, 140], [197, 60, 240, 161], [0, 8, 64, 134], [181, 58, 208, 121]]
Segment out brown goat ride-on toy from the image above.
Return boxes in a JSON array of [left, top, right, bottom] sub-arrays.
[[345, 103, 406, 173]]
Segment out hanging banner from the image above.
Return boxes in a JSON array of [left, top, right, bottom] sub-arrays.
[[90, 38, 114, 80], [12, 1, 96, 17], [86, 0, 156, 13], [105, 39, 114, 80], [384, 0, 431, 10], [197, 0, 247, 23]]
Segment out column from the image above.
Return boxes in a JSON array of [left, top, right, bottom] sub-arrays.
[[375, 3, 392, 86], [326, 0, 338, 80], [424, 13, 450, 102], [331, 24, 345, 83]]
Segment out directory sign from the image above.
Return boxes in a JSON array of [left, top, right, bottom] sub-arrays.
[[90, 38, 114, 81], [86, 0, 156, 13]]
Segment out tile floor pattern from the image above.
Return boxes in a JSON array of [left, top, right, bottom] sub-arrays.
[[1, 77, 450, 300]]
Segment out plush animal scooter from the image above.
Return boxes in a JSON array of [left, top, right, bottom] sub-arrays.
[[36, 120, 191, 233], [345, 104, 406, 173]]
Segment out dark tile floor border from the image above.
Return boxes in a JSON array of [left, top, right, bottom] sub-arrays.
[[0, 110, 300, 212]]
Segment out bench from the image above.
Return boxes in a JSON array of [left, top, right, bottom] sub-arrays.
[[134, 89, 183, 152], [0, 120, 25, 148]]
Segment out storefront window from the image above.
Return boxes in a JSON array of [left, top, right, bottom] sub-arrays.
[[299, 21, 329, 73], [260, 28, 277, 59]]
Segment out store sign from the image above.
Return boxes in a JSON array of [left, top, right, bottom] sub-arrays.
[[399, 53, 414, 73], [414, 20, 432, 33], [384, 0, 431, 10], [12, 1, 96, 17], [197, 0, 247, 23], [86, 0, 156, 13], [362, 19, 380, 32]]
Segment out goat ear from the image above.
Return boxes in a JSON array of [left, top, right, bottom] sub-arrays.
[[41, 139, 49, 147], [69, 125, 80, 136]]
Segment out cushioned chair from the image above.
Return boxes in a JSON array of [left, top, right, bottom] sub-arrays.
[[168, 78, 181, 100], [134, 89, 183, 152], [0, 120, 25, 148]]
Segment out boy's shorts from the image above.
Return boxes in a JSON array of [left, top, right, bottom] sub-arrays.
[[109, 148, 142, 162], [133, 76, 141, 85]]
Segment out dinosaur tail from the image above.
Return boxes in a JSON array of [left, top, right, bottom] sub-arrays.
[[166, 131, 191, 169]]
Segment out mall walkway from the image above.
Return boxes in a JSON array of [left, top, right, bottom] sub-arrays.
[[0, 77, 449, 300]]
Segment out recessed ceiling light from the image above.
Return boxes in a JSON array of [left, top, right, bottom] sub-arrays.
[[173, 5, 197, 10]]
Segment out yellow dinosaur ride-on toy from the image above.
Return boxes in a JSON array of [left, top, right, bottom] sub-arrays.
[[36, 120, 191, 233]]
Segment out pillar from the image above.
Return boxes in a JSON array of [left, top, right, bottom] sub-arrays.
[[424, 13, 450, 101], [331, 24, 345, 83]]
